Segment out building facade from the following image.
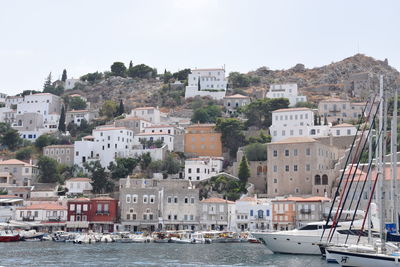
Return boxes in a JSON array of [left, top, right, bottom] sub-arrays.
[[43, 144, 74, 166], [223, 94, 251, 115], [318, 98, 365, 123], [184, 124, 222, 157], [0, 159, 39, 186], [184, 157, 223, 181], [185, 68, 227, 100], [266, 83, 307, 107], [199, 197, 235, 231]]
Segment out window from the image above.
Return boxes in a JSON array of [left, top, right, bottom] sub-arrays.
[[196, 168, 200, 173], [306, 148, 311, 156], [184, 197, 188, 204], [132, 195, 138, 203], [83, 204, 88, 211], [70, 204, 75, 211], [174, 215, 178, 220], [250, 210, 254, 216], [190, 197, 195, 204], [167, 197, 172, 203], [322, 174, 328, 185], [294, 165, 298, 171], [273, 150, 278, 157], [336, 130, 340, 136], [285, 165, 289, 172], [104, 204, 109, 212], [273, 165, 277, 172], [97, 204, 102, 212], [143, 195, 148, 203], [315, 175, 321, 185], [285, 150, 289, 156], [150, 195, 155, 204], [294, 149, 298, 156], [174, 197, 178, 203], [126, 195, 131, 203], [188, 168, 192, 174], [306, 164, 310, 171], [143, 214, 147, 220]]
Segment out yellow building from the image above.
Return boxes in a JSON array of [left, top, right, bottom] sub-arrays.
[[184, 124, 222, 157]]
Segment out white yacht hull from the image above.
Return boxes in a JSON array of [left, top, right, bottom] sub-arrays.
[[326, 248, 400, 267], [252, 231, 360, 255]]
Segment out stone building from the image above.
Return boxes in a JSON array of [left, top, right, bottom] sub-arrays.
[[119, 178, 199, 232], [267, 137, 340, 197], [318, 98, 365, 123], [223, 94, 250, 115], [0, 159, 39, 186], [43, 144, 74, 166], [199, 197, 235, 231], [184, 124, 222, 157]]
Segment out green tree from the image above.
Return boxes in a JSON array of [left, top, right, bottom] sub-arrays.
[[69, 96, 87, 110], [43, 72, 53, 90], [84, 161, 114, 193], [100, 100, 117, 119], [238, 155, 250, 184], [128, 60, 133, 70], [80, 71, 103, 83], [216, 118, 245, 157], [228, 72, 260, 88], [16, 146, 33, 160], [58, 105, 66, 132], [242, 98, 289, 128], [246, 131, 271, 144], [191, 105, 222, 123], [1, 128, 21, 150], [295, 101, 317, 109], [38, 156, 60, 183], [117, 99, 124, 116], [61, 69, 67, 82], [244, 143, 268, 161], [108, 157, 139, 179], [110, 62, 127, 77], [163, 69, 173, 84], [34, 134, 57, 149], [127, 64, 157, 79], [67, 122, 78, 137], [172, 68, 191, 81], [139, 152, 152, 170]]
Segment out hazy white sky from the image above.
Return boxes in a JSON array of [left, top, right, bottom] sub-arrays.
[[0, 0, 399, 95]]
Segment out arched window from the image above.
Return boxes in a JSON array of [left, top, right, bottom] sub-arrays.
[[322, 174, 328, 185], [257, 210, 264, 218], [18, 120, 22, 126], [257, 166, 262, 175], [315, 175, 321, 185], [263, 166, 268, 173]]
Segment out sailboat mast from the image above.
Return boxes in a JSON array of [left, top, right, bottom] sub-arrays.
[[392, 87, 398, 233], [367, 103, 373, 244], [378, 75, 386, 251]]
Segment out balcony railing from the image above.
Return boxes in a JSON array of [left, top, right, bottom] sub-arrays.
[[22, 216, 35, 221], [48, 216, 61, 222], [96, 211, 110, 216], [300, 208, 312, 214]]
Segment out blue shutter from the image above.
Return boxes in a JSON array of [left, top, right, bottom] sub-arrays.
[[250, 210, 253, 216]]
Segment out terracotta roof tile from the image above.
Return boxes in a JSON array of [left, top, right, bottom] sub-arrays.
[[17, 203, 66, 210], [273, 107, 311, 113], [274, 137, 316, 144], [200, 197, 234, 204]]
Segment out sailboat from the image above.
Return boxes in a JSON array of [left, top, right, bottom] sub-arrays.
[[325, 78, 400, 266]]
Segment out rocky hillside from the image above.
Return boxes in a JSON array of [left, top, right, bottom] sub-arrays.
[[65, 54, 400, 112], [248, 54, 400, 102]]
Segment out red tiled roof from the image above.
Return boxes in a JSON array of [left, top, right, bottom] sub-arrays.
[[237, 196, 256, 202], [274, 137, 316, 144], [92, 196, 115, 201], [224, 94, 249, 99], [93, 127, 128, 131], [17, 203, 66, 210], [273, 107, 311, 113], [0, 159, 35, 167], [68, 197, 91, 202], [67, 177, 91, 182], [200, 197, 234, 204]]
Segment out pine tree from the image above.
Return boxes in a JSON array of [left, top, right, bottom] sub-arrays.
[[43, 72, 52, 90], [324, 115, 328, 125], [318, 115, 321, 125], [314, 114, 318, 125], [197, 77, 201, 91], [61, 69, 67, 82], [118, 99, 124, 116], [58, 105, 66, 132], [129, 60, 133, 70], [238, 155, 250, 184]]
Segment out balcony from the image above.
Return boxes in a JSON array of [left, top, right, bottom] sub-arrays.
[[48, 216, 62, 222], [96, 211, 110, 216], [300, 208, 312, 214], [275, 210, 285, 215], [22, 216, 35, 221], [329, 108, 341, 113]]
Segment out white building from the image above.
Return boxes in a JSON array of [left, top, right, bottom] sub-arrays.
[[266, 84, 307, 107], [185, 68, 227, 100], [0, 195, 23, 222], [16, 93, 62, 123], [331, 123, 357, 137], [0, 107, 13, 123], [15, 203, 67, 222], [234, 196, 272, 232], [130, 107, 161, 124], [5, 95, 23, 108], [65, 177, 92, 195], [199, 197, 235, 231], [269, 107, 357, 142], [66, 109, 98, 126], [64, 78, 80, 90], [134, 132, 175, 151], [184, 157, 223, 181], [223, 94, 251, 115], [74, 127, 134, 168], [0, 93, 7, 104]]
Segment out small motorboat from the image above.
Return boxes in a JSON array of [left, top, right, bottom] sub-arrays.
[[0, 231, 20, 242]]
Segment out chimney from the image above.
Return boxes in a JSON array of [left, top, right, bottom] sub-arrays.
[[329, 134, 333, 146]]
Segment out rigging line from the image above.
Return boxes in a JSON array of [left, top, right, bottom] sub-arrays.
[[328, 102, 380, 243], [320, 97, 373, 241], [326, 97, 378, 241], [345, 128, 383, 244]]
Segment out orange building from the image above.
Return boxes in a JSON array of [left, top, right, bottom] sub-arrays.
[[184, 124, 222, 157]]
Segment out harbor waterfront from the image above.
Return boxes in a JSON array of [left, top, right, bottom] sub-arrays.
[[0, 242, 330, 267]]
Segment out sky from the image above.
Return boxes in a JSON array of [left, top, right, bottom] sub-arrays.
[[0, 0, 399, 95]]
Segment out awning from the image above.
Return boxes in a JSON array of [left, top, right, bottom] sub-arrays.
[[66, 221, 89, 228]]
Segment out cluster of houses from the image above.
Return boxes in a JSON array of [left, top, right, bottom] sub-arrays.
[[0, 67, 386, 233]]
